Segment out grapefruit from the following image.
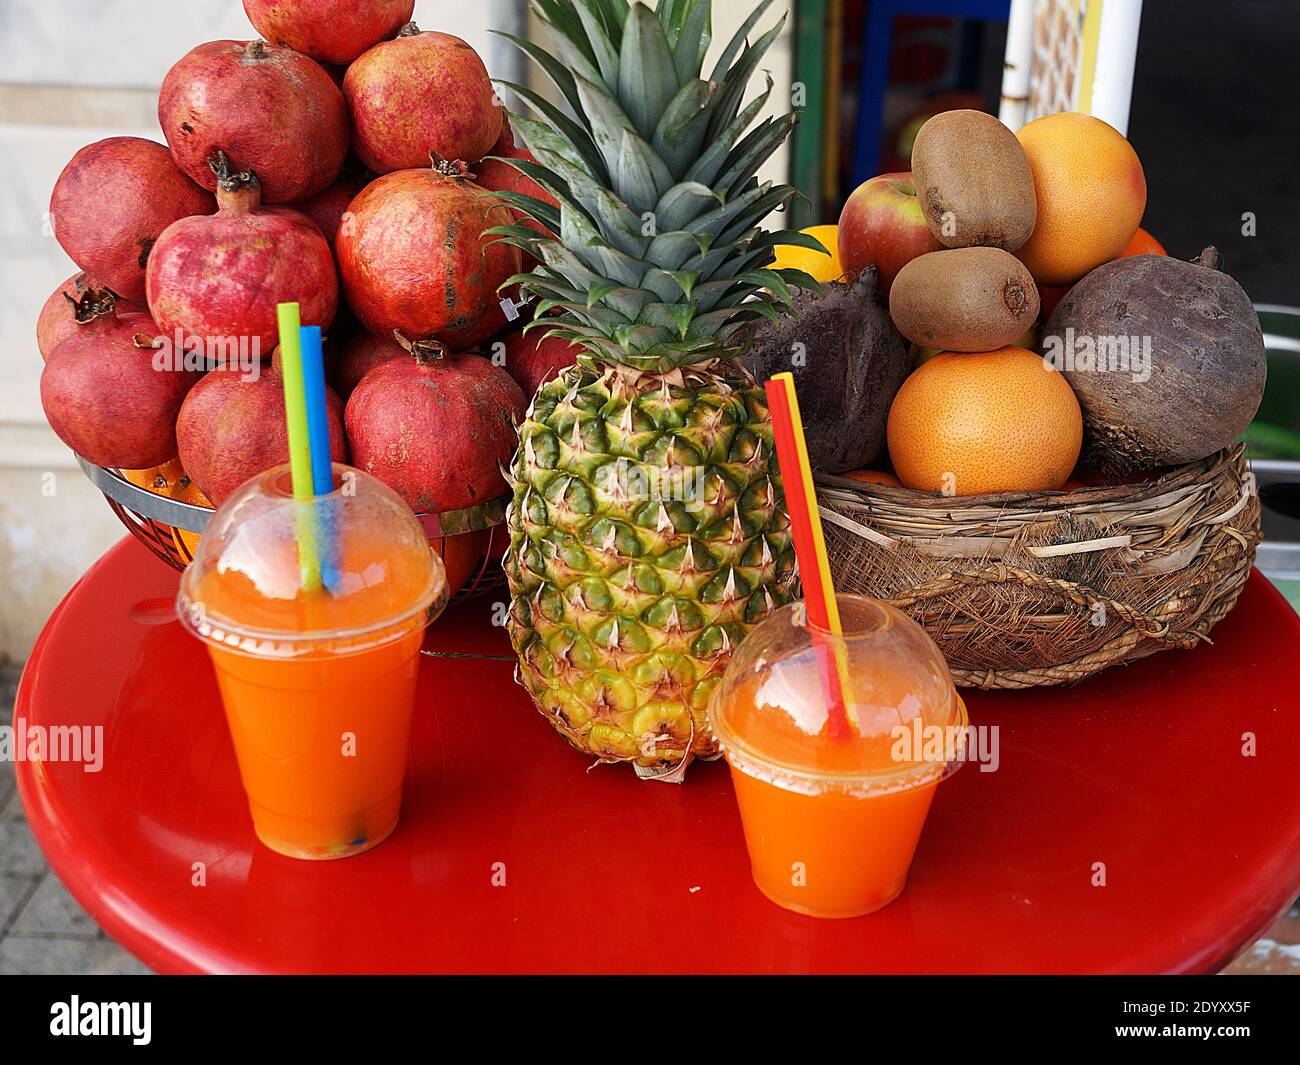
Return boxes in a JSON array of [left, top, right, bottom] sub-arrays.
[[1014, 112, 1146, 286], [887, 347, 1082, 495], [842, 469, 902, 487]]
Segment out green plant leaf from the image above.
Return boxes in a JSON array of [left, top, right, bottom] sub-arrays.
[[618, 3, 679, 141]]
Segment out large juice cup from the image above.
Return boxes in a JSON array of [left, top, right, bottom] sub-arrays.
[[178, 464, 448, 860], [709, 595, 967, 918]]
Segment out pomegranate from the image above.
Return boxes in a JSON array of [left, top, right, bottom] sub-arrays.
[[49, 137, 214, 300], [330, 332, 405, 401], [475, 141, 560, 243], [497, 328, 581, 398], [344, 24, 501, 174], [242, 0, 414, 65], [345, 348, 525, 513], [297, 171, 368, 245], [491, 118, 516, 155], [147, 154, 338, 361], [159, 40, 348, 204], [37, 272, 144, 361], [177, 355, 347, 505], [40, 293, 199, 469], [336, 159, 520, 350]]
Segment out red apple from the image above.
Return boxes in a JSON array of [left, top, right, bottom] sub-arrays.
[[838, 172, 943, 300]]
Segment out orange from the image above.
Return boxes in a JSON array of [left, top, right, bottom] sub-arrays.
[[842, 469, 902, 487], [886, 347, 1082, 495], [1119, 226, 1166, 258], [1015, 112, 1146, 286], [167, 473, 212, 560], [122, 457, 185, 495]]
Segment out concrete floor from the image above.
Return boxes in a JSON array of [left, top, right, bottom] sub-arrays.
[[0, 661, 1295, 974], [0, 666, 147, 974]]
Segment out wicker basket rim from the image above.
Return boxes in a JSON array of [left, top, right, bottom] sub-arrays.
[[814, 445, 1245, 514]]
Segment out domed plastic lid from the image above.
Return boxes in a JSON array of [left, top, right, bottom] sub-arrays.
[[709, 596, 968, 795], [178, 464, 447, 657]]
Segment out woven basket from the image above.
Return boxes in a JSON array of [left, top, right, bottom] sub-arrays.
[[815, 446, 1261, 689]]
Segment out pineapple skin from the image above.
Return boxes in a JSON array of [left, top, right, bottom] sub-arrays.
[[506, 358, 796, 778]]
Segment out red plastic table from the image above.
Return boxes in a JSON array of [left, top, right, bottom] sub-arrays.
[[14, 537, 1300, 974]]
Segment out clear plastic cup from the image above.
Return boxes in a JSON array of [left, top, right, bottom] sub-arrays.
[[709, 595, 967, 918], [178, 464, 447, 860]]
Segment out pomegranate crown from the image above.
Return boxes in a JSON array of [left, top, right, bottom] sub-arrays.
[[208, 150, 260, 193]]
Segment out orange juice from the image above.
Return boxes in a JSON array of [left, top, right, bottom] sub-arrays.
[[179, 465, 446, 860], [710, 596, 966, 918], [202, 588, 427, 860]]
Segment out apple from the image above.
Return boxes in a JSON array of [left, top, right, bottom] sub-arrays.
[[838, 172, 943, 300]]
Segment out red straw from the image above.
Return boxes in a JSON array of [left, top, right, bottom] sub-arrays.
[[765, 376, 852, 740]]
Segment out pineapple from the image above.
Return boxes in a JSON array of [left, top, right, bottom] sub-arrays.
[[492, 0, 822, 780]]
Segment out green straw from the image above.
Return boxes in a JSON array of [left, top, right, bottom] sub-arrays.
[[276, 302, 322, 593]]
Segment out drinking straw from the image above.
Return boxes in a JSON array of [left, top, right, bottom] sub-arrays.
[[298, 325, 343, 593], [764, 373, 852, 740], [276, 303, 322, 593]]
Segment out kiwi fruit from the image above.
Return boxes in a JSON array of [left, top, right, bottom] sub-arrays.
[[889, 248, 1040, 352], [911, 109, 1037, 251]]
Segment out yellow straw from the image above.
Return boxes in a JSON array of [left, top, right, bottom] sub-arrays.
[[276, 303, 321, 593]]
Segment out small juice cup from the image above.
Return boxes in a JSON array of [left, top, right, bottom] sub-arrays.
[[178, 464, 447, 860], [709, 595, 967, 918]]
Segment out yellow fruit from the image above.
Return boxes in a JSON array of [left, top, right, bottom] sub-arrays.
[[121, 458, 185, 496], [167, 474, 212, 560], [887, 347, 1082, 495], [770, 224, 844, 283], [1014, 112, 1146, 286]]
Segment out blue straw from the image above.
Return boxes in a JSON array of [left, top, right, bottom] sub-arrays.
[[299, 325, 342, 594]]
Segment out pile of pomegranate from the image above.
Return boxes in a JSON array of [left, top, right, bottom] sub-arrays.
[[37, 4, 577, 594]]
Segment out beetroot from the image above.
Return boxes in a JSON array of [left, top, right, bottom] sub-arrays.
[[147, 155, 337, 361], [346, 349, 525, 513], [242, 0, 414, 65], [177, 356, 347, 504], [40, 294, 199, 469], [159, 40, 348, 204], [37, 272, 144, 361], [336, 159, 520, 350], [49, 138, 214, 301], [344, 24, 501, 174], [330, 332, 405, 401], [499, 329, 581, 398]]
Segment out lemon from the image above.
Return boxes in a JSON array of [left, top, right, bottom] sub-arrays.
[[770, 224, 844, 283]]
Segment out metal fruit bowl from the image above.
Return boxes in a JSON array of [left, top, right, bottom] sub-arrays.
[[76, 456, 510, 602]]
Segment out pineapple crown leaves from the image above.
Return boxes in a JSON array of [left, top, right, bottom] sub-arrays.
[[487, 0, 820, 373]]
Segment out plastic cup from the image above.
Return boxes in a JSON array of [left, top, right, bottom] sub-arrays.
[[178, 464, 447, 860], [709, 595, 967, 918]]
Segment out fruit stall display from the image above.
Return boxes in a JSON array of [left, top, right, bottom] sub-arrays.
[[36, 0, 1266, 769], [769, 108, 1265, 688]]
